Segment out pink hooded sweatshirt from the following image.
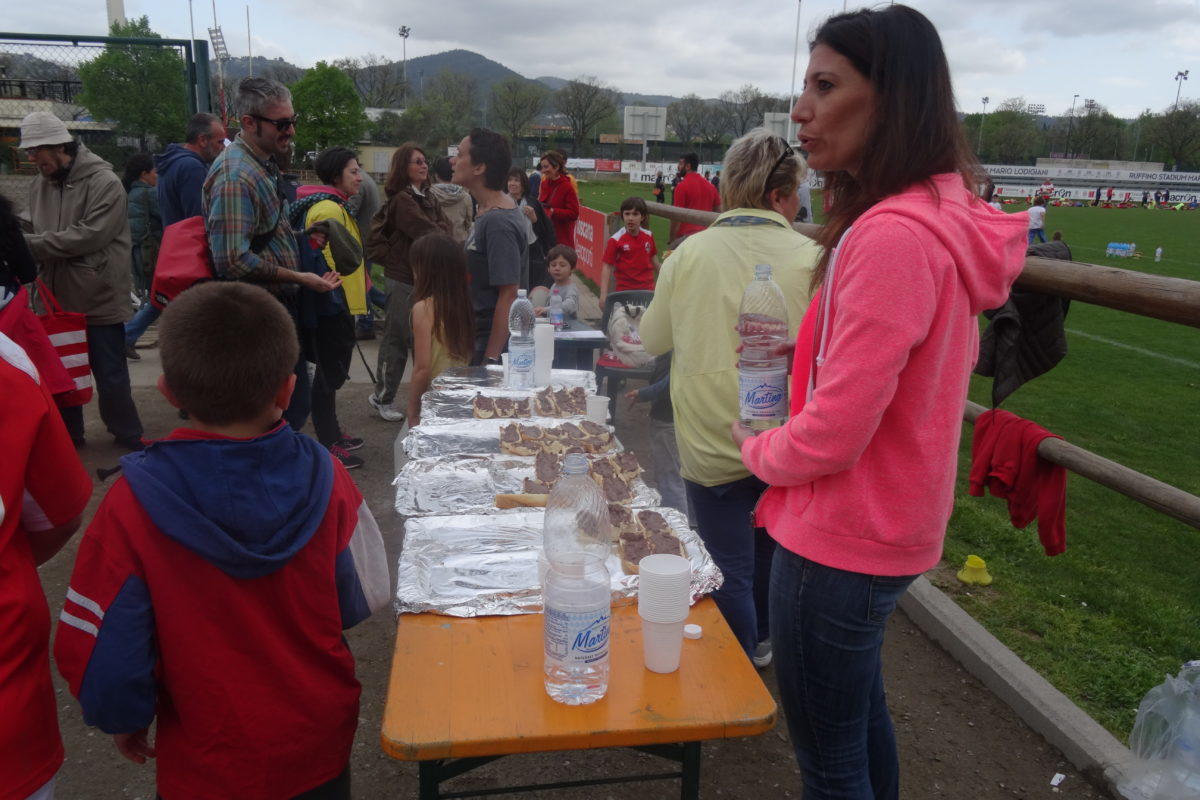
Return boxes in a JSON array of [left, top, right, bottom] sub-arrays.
[[740, 173, 1028, 577]]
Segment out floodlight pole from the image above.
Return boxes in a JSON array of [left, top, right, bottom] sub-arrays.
[[1065, 93, 1079, 160], [977, 96, 989, 154], [1175, 70, 1189, 112], [399, 26, 411, 106], [787, 0, 802, 143]]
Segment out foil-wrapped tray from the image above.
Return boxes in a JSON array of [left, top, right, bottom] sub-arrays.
[[401, 418, 621, 459], [394, 454, 662, 516], [394, 507, 722, 617], [431, 365, 597, 393], [419, 385, 589, 424]]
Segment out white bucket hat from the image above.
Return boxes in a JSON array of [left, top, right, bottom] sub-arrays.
[[19, 111, 74, 150]]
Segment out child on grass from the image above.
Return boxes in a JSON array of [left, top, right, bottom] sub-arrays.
[[405, 234, 475, 427], [600, 196, 659, 306], [531, 244, 581, 321], [55, 282, 389, 800]]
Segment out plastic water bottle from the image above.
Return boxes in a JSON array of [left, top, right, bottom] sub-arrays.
[[737, 263, 790, 430], [543, 453, 611, 565], [1156, 247, 1163, 262], [507, 289, 535, 388], [549, 292, 564, 330], [542, 453, 612, 705], [543, 556, 611, 705]]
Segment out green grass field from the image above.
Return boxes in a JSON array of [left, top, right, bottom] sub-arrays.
[[579, 180, 1200, 739]]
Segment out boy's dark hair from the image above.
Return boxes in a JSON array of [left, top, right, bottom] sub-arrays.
[[681, 152, 699, 171], [314, 146, 357, 187], [160, 283, 299, 425], [432, 155, 453, 182], [546, 244, 577, 267], [467, 128, 512, 191], [619, 196, 648, 220]]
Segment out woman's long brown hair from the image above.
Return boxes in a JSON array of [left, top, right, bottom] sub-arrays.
[[410, 233, 474, 364], [810, 5, 982, 289], [384, 141, 430, 197]]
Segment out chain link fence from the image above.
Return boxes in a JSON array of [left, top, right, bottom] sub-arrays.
[[1, 33, 205, 213]]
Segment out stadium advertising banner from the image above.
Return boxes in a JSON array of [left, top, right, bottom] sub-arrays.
[[573, 206, 609, 283], [983, 164, 1200, 186], [993, 184, 1199, 204]]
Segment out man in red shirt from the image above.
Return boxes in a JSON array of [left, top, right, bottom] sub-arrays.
[[670, 151, 721, 244], [600, 196, 660, 305], [0, 332, 92, 800]]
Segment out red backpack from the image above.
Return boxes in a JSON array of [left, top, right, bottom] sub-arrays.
[[149, 216, 212, 310]]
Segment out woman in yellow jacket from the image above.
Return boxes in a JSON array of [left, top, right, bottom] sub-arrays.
[[292, 146, 368, 469]]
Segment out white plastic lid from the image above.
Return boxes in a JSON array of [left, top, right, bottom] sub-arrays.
[[683, 624, 702, 639]]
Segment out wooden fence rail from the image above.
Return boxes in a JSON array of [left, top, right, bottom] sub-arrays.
[[642, 200, 1200, 530]]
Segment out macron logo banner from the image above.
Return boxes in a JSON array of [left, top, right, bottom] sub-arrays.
[[573, 206, 609, 284]]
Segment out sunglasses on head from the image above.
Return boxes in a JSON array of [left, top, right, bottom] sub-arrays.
[[765, 137, 794, 195], [251, 114, 297, 131]]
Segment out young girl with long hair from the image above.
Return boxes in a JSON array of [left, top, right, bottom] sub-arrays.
[[404, 233, 474, 426], [731, 6, 1028, 797]]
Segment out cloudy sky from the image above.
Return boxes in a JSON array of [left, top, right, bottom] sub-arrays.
[[9, 0, 1200, 119]]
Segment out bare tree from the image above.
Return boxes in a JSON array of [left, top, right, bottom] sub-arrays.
[[490, 77, 548, 145], [695, 102, 732, 161], [334, 53, 406, 107], [667, 94, 706, 146], [719, 84, 772, 137], [554, 76, 619, 152]]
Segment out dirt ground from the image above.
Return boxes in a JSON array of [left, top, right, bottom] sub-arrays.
[[38, 336, 1113, 799]]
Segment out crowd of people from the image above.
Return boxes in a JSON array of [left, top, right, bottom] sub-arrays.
[[0, 4, 1040, 798]]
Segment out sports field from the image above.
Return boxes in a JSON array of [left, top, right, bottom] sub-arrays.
[[579, 179, 1200, 738]]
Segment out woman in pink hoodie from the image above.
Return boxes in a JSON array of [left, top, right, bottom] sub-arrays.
[[732, 6, 1028, 797]]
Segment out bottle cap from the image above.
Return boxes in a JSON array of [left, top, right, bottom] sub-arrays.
[[683, 624, 702, 639], [562, 452, 589, 474], [754, 263, 772, 279], [517, 289, 527, 298]]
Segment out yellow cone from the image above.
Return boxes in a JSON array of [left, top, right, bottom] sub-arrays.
[[957, 554, 993, 586]]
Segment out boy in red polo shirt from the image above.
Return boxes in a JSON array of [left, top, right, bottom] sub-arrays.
[[600, 196, 660, 306], [0, 332, 92, 800], [55, 282, 390, 800]]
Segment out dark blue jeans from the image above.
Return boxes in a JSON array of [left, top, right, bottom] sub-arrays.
[[770, 547, 917, 800], [59, 323, 143, 442], [684, 475, 774, 656], [124, 301, 161, 346]]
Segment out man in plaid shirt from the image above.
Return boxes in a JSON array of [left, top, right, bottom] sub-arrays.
[[203, 77, 338, 296]]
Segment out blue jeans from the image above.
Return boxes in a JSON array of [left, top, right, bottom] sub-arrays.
[[770, 548, 917, 799], [1028, 228, 1046, 244], [683, 475, 774, 656], [124, 301, 161, 346]]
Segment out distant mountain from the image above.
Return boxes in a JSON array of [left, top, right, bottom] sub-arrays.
[[405, 49, 532, 96], [536, 76, 568, 91]]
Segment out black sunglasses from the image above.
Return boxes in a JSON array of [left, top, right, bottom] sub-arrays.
[[766, 137, 795, 194], [251, 114, 298, 131]]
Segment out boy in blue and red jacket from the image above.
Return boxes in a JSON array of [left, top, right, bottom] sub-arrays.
[[55, 281, 390, 800]]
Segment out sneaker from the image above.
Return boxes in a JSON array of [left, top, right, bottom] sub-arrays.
[[338, 432, 365, 451], [368, 393, 405, 422], [329, 444, 364, 470], [125, 343, 141, 360], [752, 641, 773, 670]]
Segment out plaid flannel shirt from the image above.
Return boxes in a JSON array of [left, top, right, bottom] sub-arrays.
[[202, 135, 298, 282]]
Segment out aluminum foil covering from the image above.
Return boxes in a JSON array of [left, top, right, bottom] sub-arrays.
[[394, 454, 662, 516], [401, 419, 622, 459], [419, 385, 589, 424], [431, 365, 598, 393], [395, 507, 722, 617]]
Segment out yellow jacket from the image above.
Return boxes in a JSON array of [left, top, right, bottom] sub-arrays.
[[640, 208, 819, 487], [304, 198, 367, 316]]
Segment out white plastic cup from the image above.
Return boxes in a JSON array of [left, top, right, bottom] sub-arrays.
[[642, 618, 686, 673], [586, 395, 609, 424], [637, 554, 691, 624], [534, 321, 554, 386], [501, 352, 510, 385]]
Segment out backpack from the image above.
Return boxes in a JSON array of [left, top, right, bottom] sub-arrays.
[[605, 301, 655, 368]]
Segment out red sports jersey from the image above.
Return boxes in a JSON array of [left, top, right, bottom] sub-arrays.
[[603, 227, 658, 292], [0, 333, 92, 800], [672, 172, 721, 238]]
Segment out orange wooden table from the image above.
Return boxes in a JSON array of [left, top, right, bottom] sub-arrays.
[[381, 598, 777, 799]]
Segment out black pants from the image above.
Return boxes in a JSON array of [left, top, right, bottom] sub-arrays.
[[59, 322, 143, 442], [310, 313, 356, 447], [158, 766, 350, 800]]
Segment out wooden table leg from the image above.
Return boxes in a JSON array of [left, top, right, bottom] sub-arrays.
[[680, 741, 702, 800]]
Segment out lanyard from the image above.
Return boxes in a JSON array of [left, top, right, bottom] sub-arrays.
[[710, 214, 790, 229]]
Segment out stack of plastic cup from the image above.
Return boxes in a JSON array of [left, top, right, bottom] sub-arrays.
[[637, 554, 692, 673]]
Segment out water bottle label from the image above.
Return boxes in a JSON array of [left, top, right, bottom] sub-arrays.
[[739, 369, 788, 420], [545, 607, 610, 665], [511, 348, 535, 372]]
